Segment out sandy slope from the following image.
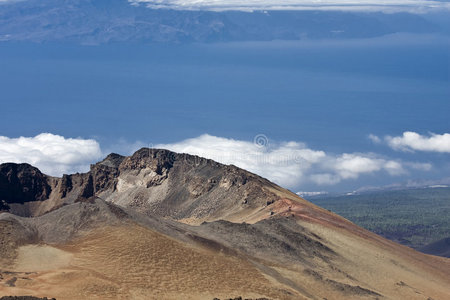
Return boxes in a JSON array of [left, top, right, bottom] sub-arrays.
[[0, 150, 449, 299], [0, 201, 449, 300], [0, 224, 304, 300]]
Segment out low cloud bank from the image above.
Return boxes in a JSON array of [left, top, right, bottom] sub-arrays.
[[371, 131, 450, 153], [158, 134, 429, 188], [0, 132, 434, 188], [0, 133, 102, 176], [130, 0, 450, 13]]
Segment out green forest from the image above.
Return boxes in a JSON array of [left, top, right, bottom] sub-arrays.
[[309, 187, 450, 249]]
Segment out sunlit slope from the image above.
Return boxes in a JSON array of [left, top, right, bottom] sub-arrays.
[[0, 150, 449, 299]]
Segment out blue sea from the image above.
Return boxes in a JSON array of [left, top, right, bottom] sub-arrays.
[[0, 34, 449, 157]]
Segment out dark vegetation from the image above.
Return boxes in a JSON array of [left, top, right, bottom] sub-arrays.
[[419, 237, 450, 258], [309, 187, 450, 250], [0, 297, 56, 300]]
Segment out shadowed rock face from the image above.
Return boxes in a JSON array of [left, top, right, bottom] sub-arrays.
[[0, 297, 56, 300], [91, 153, 125, 192], [0, 149, 281, 222], [0, 164, 51, 210]]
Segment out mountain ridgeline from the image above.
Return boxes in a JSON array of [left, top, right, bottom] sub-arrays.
[[0, 148, 283, 223], [0, 149, 449, 299], [0, 0, 446, 44]]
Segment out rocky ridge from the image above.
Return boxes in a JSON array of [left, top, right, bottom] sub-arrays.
[[0, 149, 449, 299], [0, 148, 283, 224]]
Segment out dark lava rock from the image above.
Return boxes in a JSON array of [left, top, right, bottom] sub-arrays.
[[0, 163, 51, 205], [213, 297, 270, 300], [0, 297, 56, 300]]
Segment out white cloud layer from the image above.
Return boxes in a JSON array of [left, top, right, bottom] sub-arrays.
[[130, 0, 450, 12], [0, 133, 102, 176], [157, 134, 427, 188], [0, 0, 26, 4], [158, 135, 325, 187], [371, 131, 450, 153], [0, 133, 434, 188]]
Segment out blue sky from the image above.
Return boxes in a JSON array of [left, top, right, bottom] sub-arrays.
[[0, 19, 449, 192]]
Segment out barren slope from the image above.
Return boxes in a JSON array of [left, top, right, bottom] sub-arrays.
[[0, 149, 449, 299]]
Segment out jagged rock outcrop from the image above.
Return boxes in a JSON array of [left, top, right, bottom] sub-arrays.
[[0, 164, 51, 210], [91, 153, 124, 192], [103, 148, 281, 223], [0, 150, 449, 300], [0, 297, 56, 300], [0, 149, 285, 223]]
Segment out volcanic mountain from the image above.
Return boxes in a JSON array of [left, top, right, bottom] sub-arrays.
[[0, 0, 442, 44], [0, 149, 449, 299]]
